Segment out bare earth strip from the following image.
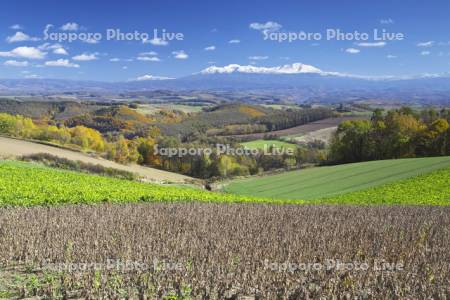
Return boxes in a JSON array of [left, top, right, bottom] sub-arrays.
[[0, 136, 193, 183], [227, 115, 369, 140]]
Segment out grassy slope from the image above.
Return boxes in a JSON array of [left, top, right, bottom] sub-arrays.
[[225, 156, 450, 200], [241, 140, 297, 150], [1, 157, 449, 207], [318, 166, 450, 205], [0, 160, 303, 207]]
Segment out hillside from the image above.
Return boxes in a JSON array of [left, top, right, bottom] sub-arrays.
[[1, 157, 449, 206], [0, 160, 302, 206], [0, 136, 192, 183], [0, 98, 100, 120], [226, 115, 367, 140], [225, 156, 450, 201]]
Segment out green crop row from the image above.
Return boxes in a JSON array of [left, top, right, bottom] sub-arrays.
[[1, 159, 449, 207], [225, 156, 450, 200], [0, 161, 304, 207], [316, 166, 450, 205]]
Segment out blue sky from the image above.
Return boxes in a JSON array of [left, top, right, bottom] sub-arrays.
[[0, 0, 449, 81]]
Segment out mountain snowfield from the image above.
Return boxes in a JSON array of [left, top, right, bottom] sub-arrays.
[[200, 63, 324, 75], [198, 62, 450, 80]]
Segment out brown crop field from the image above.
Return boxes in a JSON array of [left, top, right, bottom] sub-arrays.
[[227, 115, 369, 140], [0, 203, 448, 299]]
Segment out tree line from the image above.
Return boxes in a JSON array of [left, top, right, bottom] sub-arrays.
[[0, 112, 324, 179], [329, 107, 450, 163]]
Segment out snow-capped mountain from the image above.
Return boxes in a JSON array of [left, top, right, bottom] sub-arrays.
[[1, 62, 450, 104], [200, 63, 323, 75]]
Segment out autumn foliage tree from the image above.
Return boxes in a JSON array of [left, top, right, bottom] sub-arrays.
[[69, 126, 105, 152], [330, 107, 450, 163]]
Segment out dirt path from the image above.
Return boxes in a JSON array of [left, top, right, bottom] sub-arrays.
[[0, 136, 194, 183]]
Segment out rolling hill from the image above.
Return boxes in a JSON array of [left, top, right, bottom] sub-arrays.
[[225, 115, 366, 140], [224, 156, 450, 200], [0, 136, 192, 183], [1, 157, 449, 206], [0, 160, 302, 206]]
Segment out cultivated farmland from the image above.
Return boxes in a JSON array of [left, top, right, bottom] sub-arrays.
[[0, 136, 192, 184], [225, 156, 450, 202], [0, 160, 303, 206], [226, 115, 368, 139], [2, 157, 450, 206], [241, 139, 297, 151], [0, 204, 448, 298]]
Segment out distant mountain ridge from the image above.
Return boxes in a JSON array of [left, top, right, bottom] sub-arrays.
[[1, 63, 450, 104]]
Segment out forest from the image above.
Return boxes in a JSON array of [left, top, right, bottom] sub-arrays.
[[330, 107, 450, 163]]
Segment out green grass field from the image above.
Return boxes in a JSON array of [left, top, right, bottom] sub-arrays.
[[0, 160, 303, 207], [318, 166, 450, 205], [1, 157, 450, 207], [241, 139, 298, 150], [225, 156, 450, 201]]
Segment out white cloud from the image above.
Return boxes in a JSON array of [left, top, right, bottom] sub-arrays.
[[10, 24, 23, 30], [4, 60, 29, 67], [24, 74, 40, 79], [355, 42, 386, 47], [249, 21, 282, 33], [143, 38, 168, 46], [228, 39, 240, 44], [137, 51, 160, 62], [387, 54, 397, 59], [0, 46, 46, 59], [72, 53, 98, 61], [172, 50, 188, 60], [6, 31, 40, 43], [110, 58, 133, 62], [38, 43, 62, 50], [122, 66, 128, 70], [204, 46, 216, 51], [420, 51, 431, 56], [45, 59, 79, 68], [249, 55, 268, 60], [83, 37, 99, 44], [53, 47, 68, 55], [60, 22, 79, 31], [417, 41, 434, 47], [380, 18, 394, 24], [345, 48, 360, 54], [135, 74, 174, 81], [137, 56, 160, 62], [139, 51, 158, 56]]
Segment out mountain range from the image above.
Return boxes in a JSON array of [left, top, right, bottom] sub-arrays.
[[1, 63, 450, 104]]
